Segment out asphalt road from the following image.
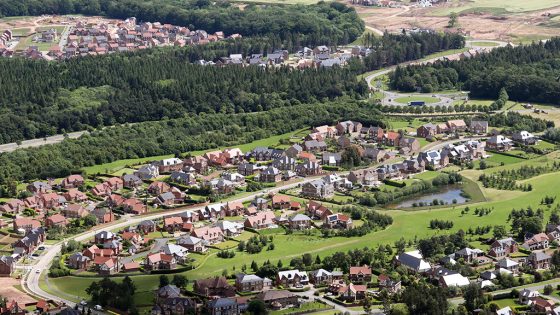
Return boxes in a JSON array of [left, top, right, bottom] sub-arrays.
[[0, 131, 86, 153]]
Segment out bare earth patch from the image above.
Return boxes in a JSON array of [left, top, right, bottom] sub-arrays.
[[0, 278, 37, 305], [351, 3, 560, 43]]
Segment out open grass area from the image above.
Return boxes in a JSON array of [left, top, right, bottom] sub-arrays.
[[270, 301, 333, 315], [469, 41, 499, 47], [394, 96, 440, 105]]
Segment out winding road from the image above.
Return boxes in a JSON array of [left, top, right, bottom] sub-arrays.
[[366, 39, 509, 88]]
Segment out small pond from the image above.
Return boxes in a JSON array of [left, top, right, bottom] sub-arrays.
[[388, 186, 469, 209]]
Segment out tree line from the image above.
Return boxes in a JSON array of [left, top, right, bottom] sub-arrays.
[[0, 101, 384, 184], [388, 38, 560, 104]]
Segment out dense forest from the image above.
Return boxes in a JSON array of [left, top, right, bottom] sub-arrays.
[[389, 38, 560, 103], [0, 101, 384, 184], [0, 30, 463, 144], [0, 46, 367, 143], [0, 0, 364, 48], [357, 32, 465, 73]]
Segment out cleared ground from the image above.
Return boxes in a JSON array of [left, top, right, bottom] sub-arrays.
[[353, 1, 560, 42]]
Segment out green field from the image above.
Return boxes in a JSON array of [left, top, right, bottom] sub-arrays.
[[394, 96, 440, 105], [429, 0, 560, 16], [230, 0, 323, 4], [469, 41, 499, 47]]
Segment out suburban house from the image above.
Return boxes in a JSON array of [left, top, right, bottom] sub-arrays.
[[145, 253, 177, 270], [363, 148, 387, 163], [177, 235, 207, 252], [324, 213, 353, 229], [205, 298, 239, 315], [68, 252, 91, 270], [446, 119, 467, 133], [183, 156, 208, 173], [398, 137, 420, 153], [122, 174, 143, 188], [256, 290, 297, 308], [148, 181, 172, 195], [216, 220, 244, 237], [496, 258, 519, 273], [191, 226, 224, 244], [61, 174, 84, 188], [222, 201, 245, 216], [62, 203, 88, 218], [272, 156, 297, 171], [295, 159, 322, 176], [303, 140, 327, 152], [0, 256, 15, 276], [306, 201, 333, 219], [134, 164, 160, 180], [276, 269, 309, 287], [512, 130, 537, 145], [440, 273, 470, 288], [336, 121, 363, 135], [489, 238, 518, 258], [154, 158, 184, 173], [470, 120, 489, 134], [244, 211, 276, 230], [259, 167, 282, 183], [382, 131, 401, 146], [301, 180, 334, 199], [45, 214, 69, 228], [378, 274, 402, 294], [322, 152, 342, 167], [285, 144, 303, 158], [454, 248, 484, 264], [309, 269, 333, 285], [13, 218, 41, 233], [522, 233, 549, 251], [349, 265, 372, 282], [0, 199, 25, 214], [528, 252, 552, 270], [194, 277, 236, 298], [340, 283, 367, 302], [63, 189, 88, 202], [395, 250, 431, 273], [271, 195, 291, 209], [417, 123, 438, 139], [486, 135, 513, 152], [235, 274, 265, 292], [288, 214, 312, 230]]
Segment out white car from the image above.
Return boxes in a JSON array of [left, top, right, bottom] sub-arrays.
[[35, 270, 40, 274], [80, 301, 87, 306], [94, 305, 102, 311]]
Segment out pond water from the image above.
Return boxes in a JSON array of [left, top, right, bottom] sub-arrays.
[[388, 187, 468, 209]]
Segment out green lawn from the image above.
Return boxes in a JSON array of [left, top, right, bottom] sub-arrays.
[[394, 96, 440, 105], [475, 152, 525, 168], [270, 301, 332, 315], [469, 41, 499, 47]]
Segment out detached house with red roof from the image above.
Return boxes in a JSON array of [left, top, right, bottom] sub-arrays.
[[349, 265, 372, 282], [63, 189, 88, 202], [45, 214, 69, 228], [145, 252, 176, 270], [61, 174, 84, 188], [382, 131, 401, 146], [0, 199, 25, 214], [272, 195, 291, 209], [192, 226, 224, 244], [244, 211, 275, 230]]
